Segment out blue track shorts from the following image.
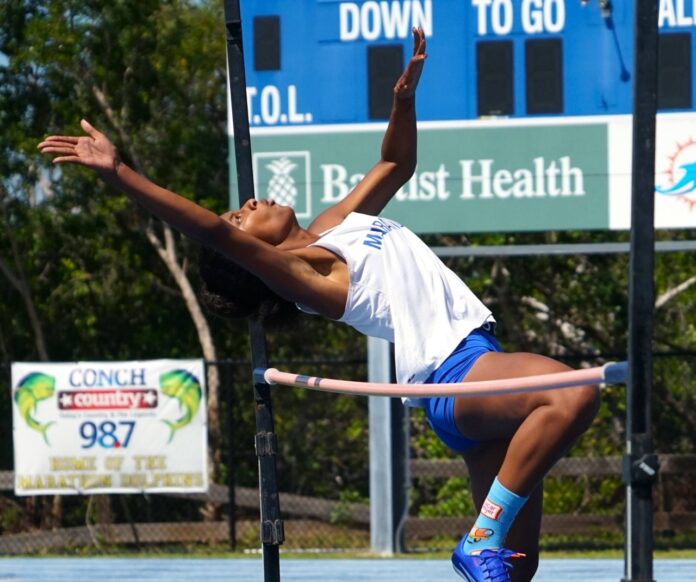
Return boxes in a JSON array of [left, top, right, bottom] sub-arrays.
[[423, 326, 503, 453]]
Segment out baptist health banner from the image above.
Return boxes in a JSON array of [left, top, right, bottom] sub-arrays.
[[230, 113, 696, 234], [11, 360, 208, 496]]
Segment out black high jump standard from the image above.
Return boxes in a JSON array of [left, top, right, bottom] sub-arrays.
[[223, 2, 283, 581], [624, 1, 659, 581]]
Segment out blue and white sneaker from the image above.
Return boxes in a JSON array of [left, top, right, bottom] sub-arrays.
[[451, 535, 525, 582]]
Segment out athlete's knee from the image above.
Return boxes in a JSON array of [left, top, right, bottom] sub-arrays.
[[553, 384, 601, 432], [571, 384, 601, 426]]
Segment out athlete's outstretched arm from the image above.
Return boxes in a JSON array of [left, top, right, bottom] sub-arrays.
[[308, 26, 426, 233], [38, 120, 228, 244], [38, 121, 347, 317]]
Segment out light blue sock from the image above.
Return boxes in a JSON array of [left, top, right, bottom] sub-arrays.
[[465, 477, 528, 554]]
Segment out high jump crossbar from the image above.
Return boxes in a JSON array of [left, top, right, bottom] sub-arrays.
[[256, 361, 627, 399]]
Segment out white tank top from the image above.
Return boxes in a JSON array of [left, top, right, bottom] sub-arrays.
[[299, 212, 494, 390]]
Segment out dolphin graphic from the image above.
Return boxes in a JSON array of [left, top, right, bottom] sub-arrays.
[[160, 370, 202, 443], [14, 372, 56, 445], [656, 162, 696, 195]]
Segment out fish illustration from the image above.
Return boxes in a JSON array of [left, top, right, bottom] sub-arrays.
[[656, 162, 696, 195], [467, 527, 495, 543], [14, 372, 56, 445], [160, 370, 202, 443]]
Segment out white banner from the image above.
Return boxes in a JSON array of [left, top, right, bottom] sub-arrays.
[[11, 359, 208, 496], [609, 112, 696, 230]]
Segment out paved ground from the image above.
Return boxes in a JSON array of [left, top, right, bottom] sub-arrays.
[[0, 557, 694, 581]]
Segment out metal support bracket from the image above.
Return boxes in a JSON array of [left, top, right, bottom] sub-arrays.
[[255, 432, 278, 457], [253, 367, 267, 386], [622, 453, 659, 485], [261, 519, 285, 545]]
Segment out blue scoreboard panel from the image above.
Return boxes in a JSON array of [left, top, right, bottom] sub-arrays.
[[239, 0, 694, 128]]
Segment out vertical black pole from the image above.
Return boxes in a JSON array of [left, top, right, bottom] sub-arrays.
[[623, 2, 659, 581], [223, 2, 283, 580]]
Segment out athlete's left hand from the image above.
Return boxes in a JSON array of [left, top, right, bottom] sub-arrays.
[[393, 26, 427, 100], [38, 119, 121, 176]]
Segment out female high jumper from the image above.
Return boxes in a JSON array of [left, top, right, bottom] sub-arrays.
[[39, 27, 599, 582]]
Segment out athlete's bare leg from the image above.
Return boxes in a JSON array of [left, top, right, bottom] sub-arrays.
[[455, 352, 600, 495]]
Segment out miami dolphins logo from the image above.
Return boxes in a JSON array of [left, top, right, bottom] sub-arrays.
[[159, 370, 202, 443], [14, 372, 56, 445], [656, 138, 696, 210]]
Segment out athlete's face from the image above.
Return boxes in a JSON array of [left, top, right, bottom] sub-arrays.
[[222, 198, 297, 245]]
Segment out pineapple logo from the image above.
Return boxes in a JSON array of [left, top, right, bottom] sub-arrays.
[[266, 157, 298, 207], [254, 151, 311, 218]]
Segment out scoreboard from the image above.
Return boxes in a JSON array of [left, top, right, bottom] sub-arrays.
[[239, 0, 694, 127], [230, 1, 696, 233]]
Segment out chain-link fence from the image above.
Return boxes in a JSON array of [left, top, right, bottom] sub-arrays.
[[1, 353, 695, 555], [223, 357, 371, 552]]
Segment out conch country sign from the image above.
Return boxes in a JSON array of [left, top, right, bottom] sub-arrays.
[[11, 359, 208, 496]]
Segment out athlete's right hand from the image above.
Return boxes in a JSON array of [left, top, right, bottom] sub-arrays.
[[38, 120, 121, 176], [393, 26, 427, 100]]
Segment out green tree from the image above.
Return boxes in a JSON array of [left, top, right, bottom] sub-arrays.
[[0, 0, 234, 522]]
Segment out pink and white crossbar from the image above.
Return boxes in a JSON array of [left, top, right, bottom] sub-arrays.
[[255, 362, 628, 398]]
